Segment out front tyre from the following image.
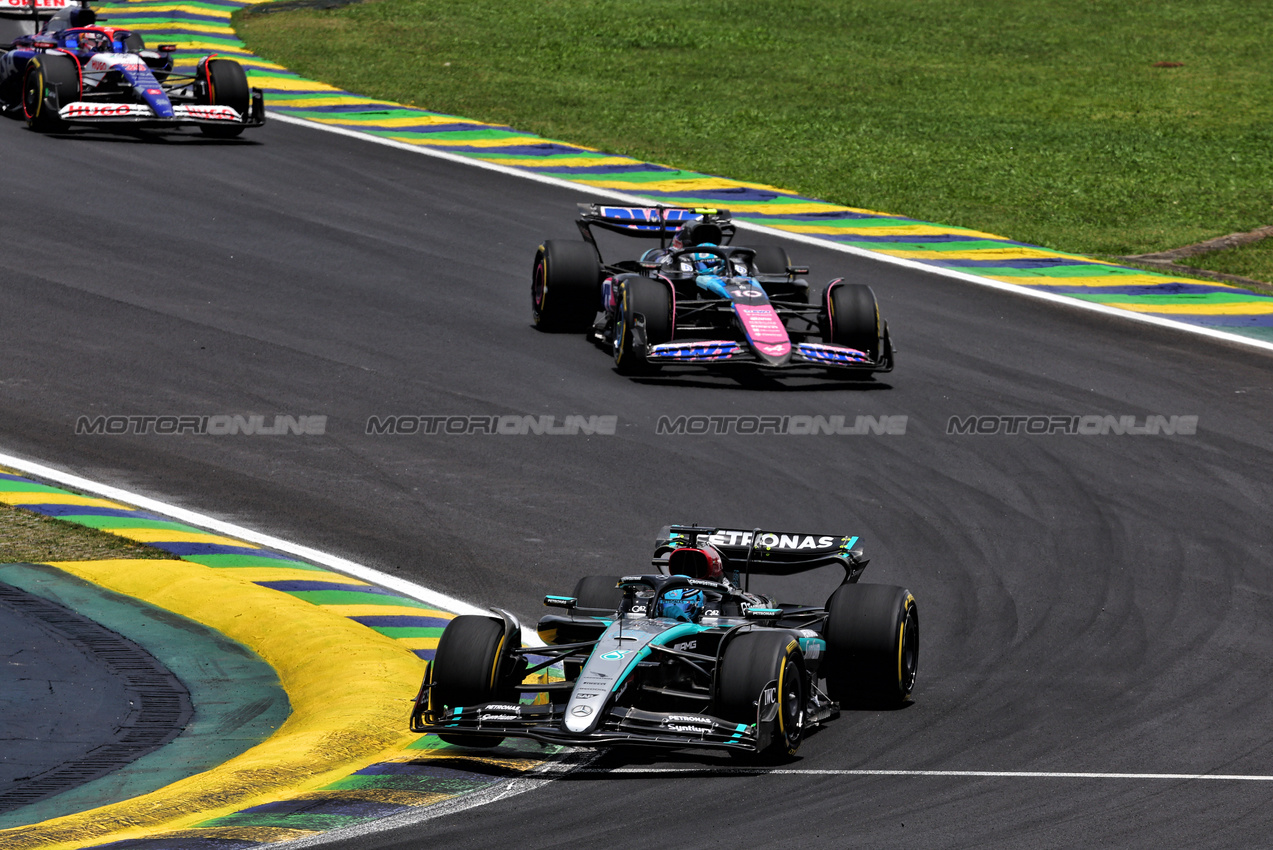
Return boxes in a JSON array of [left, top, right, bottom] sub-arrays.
[[532, 240, 600, 332], [823, 583, 918, 708], [196, 57, 249, 138], [750, 244, 791, 276], [614, 275, 672, 375], [573, 575, 624, 614], [23, 54, 80, 133], [717, 631, 806, 759], [825, 281, 882, 361], [429, 615, 521, 747]]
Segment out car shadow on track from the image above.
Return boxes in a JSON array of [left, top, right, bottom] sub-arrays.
[[626, 370, 894, 392], [9, 123, 260, 146]]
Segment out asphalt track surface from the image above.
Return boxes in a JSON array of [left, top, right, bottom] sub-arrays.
[[3, 117, 1273, 849]]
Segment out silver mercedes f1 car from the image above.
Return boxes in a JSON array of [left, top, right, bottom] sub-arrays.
[[410, 525, 918, 759]]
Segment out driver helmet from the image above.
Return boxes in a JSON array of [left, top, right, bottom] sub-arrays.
[[658, 588, 705, 623], [667, 546, 724, 581], [691, 252, 727, 276], [671, 220, 724, 251], [76, 30, 111, 53]]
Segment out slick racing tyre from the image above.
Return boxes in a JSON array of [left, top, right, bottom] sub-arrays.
[[750, 245, 791, 276], [430, 615, 522, 747], [565, 575, 625, 683], [614, 275, 672, 375], [573, 575, 624, 614], [22, 54, 80, 133], [823, 583, 918, 708], [532, 240, 601, 332], [751, 244, 807, 302], [196, 58, 249, 138], [825, 281, 882, 361], [717, 631, 806, 759]]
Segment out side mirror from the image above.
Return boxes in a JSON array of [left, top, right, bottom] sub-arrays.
[[543, 595, 577, 610], [787, 266, 809, 276], [744, 607, 782, 620]]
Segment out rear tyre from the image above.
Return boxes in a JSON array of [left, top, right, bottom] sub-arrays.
[[614, 275, 672, 375], [22, 54, 80, 133], [532, 240, 600, 332], [717, 631, 806, 759], [823, 583, 918, 708], [573, 575, 624, 614], [825, 282, 881, 360], [430, 615, 520, 746], [197, 58, 249, 138]]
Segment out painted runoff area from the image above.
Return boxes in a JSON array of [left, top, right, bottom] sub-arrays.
[[0, 453, 554, 850]]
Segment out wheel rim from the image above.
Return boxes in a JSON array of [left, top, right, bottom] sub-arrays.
[[778, 657, 804, 749], [613, 288, 628, 362], [899, 605, 919, 695], [532, 258, 546, 313], [22, 65, 42, 121]]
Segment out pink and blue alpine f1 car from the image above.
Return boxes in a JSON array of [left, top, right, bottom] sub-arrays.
[[531, 204, 895, 377]]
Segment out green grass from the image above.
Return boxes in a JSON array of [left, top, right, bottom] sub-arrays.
[[0, 503, 171, 562], [237, 0, 1272, 265]]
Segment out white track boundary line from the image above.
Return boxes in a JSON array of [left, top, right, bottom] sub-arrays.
[[538, 766, 1273, 781], [0, 449, 492, 618], [268, 111, 1273, 357]]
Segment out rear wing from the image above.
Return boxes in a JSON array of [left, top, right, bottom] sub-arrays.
[[576, 203, 736, 256], [0, 0, 72, 34], [653, 524, 869, 587], [0, 0, 72, 17]]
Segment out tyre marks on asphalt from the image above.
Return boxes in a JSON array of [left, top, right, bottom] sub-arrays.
[[0, 469, 554, 849], [91, 0, 1273, 345]]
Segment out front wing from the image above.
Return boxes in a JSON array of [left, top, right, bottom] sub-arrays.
[[56, 90, 266, 129], [644, 338, 893, 372], [414, 700, 763, 752]]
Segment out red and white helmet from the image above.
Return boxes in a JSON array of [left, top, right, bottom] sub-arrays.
[[667, 545, 724, 581]]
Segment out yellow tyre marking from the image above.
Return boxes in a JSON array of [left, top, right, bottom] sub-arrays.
[[897, 595, 915, 691], [775, 651, 788, 739], [489, 634, 506, 691]]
